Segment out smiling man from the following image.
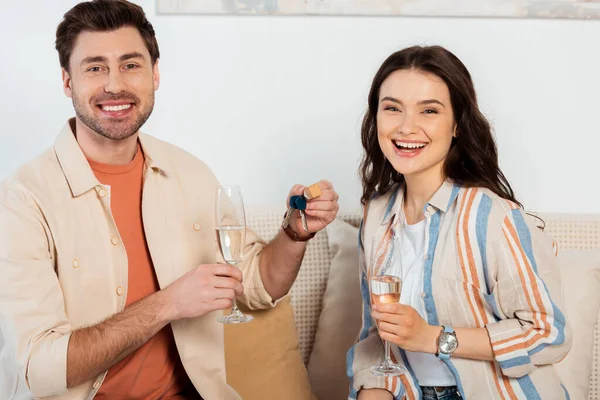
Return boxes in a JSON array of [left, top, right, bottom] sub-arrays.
[[0, 1, 339, 399]]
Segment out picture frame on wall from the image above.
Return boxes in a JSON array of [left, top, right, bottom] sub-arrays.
[[157, 0, 600, 19]]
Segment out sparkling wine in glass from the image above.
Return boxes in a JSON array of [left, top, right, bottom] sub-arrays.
[[215, 185, 253, 324], [370, 274, 406, 376], [216, 225, 245, 263]]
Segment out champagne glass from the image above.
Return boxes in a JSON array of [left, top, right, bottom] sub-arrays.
[[369, 234, 405, 376], [215, 185, 253, 324]]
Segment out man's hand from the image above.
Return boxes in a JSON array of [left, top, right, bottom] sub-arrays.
[[67, 263, 243, 388], [163, 264, 244, 321], [287, 180, 339, 238]]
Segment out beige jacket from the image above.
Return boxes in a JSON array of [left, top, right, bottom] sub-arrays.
[[0, 120, 275, 400]]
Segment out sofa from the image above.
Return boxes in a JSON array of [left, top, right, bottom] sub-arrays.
[[224, 209, 600, 400]]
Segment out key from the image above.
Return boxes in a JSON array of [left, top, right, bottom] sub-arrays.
[[284, 195, 308, 232], [282, 196, 305, 229], [282, 206, 294, 229], [300, 209, 308, 232], [288, 195, 309, 232]]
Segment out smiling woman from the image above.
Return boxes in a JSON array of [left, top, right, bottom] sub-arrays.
[[376, 69, 456, 182], [348, 46, 572, 400], [359, 45, 519, 209]]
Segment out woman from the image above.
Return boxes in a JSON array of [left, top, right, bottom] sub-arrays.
[[346, 46, 571, 400]]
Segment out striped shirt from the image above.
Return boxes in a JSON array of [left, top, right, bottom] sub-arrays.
[[346, 180, 572, 400]]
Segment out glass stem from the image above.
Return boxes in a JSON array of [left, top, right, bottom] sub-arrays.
[[229, 261, 240, 315], [384, 340, 392, 364]]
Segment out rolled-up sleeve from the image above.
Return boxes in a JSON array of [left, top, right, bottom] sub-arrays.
[[233, 227, 281, 310], [0, 182, 72, 397], [485, 209, 572, 378]]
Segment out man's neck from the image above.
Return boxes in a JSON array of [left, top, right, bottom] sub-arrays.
[[73, 118, 139, 165]]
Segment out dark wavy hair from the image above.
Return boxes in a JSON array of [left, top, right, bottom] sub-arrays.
[[56, 0, 160, 72], [360, 45, 520, 208]]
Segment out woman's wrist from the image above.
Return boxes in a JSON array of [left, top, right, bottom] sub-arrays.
[[424, 324, 443, 354]]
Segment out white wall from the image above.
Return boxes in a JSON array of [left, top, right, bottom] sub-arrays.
[[1, 1, 599, 213]]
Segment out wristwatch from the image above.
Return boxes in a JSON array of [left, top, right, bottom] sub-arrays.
[[436, 325, 458, 360], [282, 223, 315, 242]]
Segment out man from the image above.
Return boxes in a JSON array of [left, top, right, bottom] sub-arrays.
[[0, 1, 339, 399]]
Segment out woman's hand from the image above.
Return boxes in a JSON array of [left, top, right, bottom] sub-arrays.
[[372, 303, 440, 354]]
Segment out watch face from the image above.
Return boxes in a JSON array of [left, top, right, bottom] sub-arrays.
[[439, 332, 458, 354]]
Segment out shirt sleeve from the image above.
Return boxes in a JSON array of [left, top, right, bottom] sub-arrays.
[[485, 208, 572, 378], [0, 181, 72, 397], [229, 227, 283, 310]]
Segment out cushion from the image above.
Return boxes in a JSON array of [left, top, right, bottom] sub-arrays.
[[308, 219, 363, 400], [224, 296, 317, 400], [555, 249, 600, 399], [245, 206, 332, 363]]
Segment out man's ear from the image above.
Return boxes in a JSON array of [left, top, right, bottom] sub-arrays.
[[153, 59, 160, 91], [62, 68, 73, 98]]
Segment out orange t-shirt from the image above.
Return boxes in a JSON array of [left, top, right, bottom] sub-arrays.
[[88, 146, 192, 399]]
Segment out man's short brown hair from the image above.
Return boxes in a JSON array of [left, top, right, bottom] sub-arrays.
[[55, 0, 160, 72]]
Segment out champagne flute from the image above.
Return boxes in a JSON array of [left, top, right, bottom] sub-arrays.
[[215, 185, 253, 324], [369, 235, 405, 376]]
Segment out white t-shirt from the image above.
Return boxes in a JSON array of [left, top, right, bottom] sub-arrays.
[[392, 215, 456, 387]]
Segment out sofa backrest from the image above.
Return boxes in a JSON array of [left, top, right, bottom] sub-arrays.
[[539, 213, 600, 399]]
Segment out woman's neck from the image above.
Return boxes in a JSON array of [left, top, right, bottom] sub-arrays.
[[403, 168, 445, 225]]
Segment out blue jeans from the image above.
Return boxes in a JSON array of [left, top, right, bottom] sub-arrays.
[[421, 386, 461, 400]]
